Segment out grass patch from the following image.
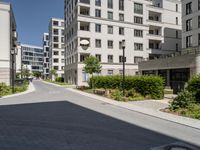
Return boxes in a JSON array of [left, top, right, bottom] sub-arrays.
[[44, 80, 69, 86], [170, 104, 200, 120], [0, 81, 29, 97]]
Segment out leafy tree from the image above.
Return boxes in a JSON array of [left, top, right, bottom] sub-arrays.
[[20, 66, 31, 78], [33, 71, 42, 79], [83, 56, 102, 88]]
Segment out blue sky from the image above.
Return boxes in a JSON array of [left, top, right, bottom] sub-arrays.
[[4, 0, 64, 46]]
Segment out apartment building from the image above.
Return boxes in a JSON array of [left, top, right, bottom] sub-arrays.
[[0, 2, 17, 85], [64, 0, 182, 86], [49, 18, 65, 78], [43, 33, 50, 79], [139, 0, 200, 93], [182, 0, 200, 49], [19, 44, 44, 73]]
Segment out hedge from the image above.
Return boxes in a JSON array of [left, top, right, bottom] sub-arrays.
[[90, 75, 164, 99], [55, 77, 64, 83], [187, 76, 200, 103]]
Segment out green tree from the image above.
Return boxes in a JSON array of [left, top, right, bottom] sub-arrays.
[[83, 56, 102, 88], [20, 66, 31, 78], [33, 71, 42, 79]]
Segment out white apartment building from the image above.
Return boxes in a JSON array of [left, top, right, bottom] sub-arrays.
[[64, 0, 182, 86], [19, 44, 44, 73], [182, 0, 200, 49], [49, 18, 65, 79], [0, 2, 17, 85], [43, 33, 50, 79]]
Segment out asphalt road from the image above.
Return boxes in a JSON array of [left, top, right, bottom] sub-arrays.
[[0, 80, 199, 150]]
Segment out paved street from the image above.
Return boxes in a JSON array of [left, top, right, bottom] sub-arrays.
[[0, 81, 200, 150]]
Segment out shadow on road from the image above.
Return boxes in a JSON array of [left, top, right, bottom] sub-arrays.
[[0, 101, 199, 150]]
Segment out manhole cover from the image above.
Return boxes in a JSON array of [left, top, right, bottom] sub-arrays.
[[151, 142, 200, 150]]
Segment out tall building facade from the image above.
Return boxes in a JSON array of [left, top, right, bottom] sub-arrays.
[[182, 0, 200, 49], [64, 0, 182, 86], [43, 33, 50, 79], [20, 44, 44, 73], [0, 2, 17, 85], [49, 18, 65, 78]]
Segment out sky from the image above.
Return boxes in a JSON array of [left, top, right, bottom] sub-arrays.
[[4, 0, 64, 46]]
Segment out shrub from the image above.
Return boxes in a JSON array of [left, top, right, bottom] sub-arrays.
[[55, 77, 64, 83], [90, 75, 164, 99], [0, 83, 12, 96], [110, 89, 123, 101], [170, 90, 195, 110], [187, 76, 200, 103]]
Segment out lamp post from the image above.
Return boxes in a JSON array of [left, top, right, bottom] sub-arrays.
[[122, 40, 126, 96], [11, 48, 18, 94]]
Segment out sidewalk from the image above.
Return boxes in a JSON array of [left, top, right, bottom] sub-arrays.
[[67, 88, 200, 130], [0, 82, 35, 99], [42, 80, 76, 88]]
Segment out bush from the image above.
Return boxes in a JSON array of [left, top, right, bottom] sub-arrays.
[[170, 90, 195, 110], [187, 76, 200, 103], [110, 89, 123, 101], [90, 75, 164, 99], [55, 77, 64, 83], [0, 83, 12, 96]]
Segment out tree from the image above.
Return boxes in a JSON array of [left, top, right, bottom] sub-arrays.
[[32, 71, 42, 79], [83, 56, 102, 88], [50, 69, 57, 81], [20, 66, 31, 78]]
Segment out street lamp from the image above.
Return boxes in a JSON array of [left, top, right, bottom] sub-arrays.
[[11, 48, 18, 94], [122, 40, 126, 96]]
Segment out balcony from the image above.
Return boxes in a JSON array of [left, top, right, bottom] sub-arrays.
[[80, 21, 90, 31], [80, 6, 90, 16], [80, 0, 90, 5]]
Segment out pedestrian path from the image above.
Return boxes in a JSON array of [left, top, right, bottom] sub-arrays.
[[67, 88, 200, 130]]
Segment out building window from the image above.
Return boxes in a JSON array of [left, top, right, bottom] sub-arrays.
[[186, 19, 192, 31], [134, 3, 143, 14], [108, 0, 113, 9], [108, 25, 113, 34], [95, 39, 101, 48], [54, 51, 59, 55], [186, 35, 192, 48], [108, 55, 113, 63], [108, 70, 113, 76], [119, 13, 124, 21], [134, 16, 143, 24], [54, 44, 59, 48], [108, 11, 113, 19], [82, 71, 89, 82], [176, 4, 178, 12], [54, 59, 59, 63], [95, 0, 101, 6], [134, 43, 143, 51], [176, 30, 178, 38], [198, 16, 200, 28], [199, 0, 200, 10], [176, 17, 178, 25], [95, 54, 101, 62], [119, 56, 126, 63], [119, 27, 124, 35], [134, 29, 143, 37], [53, 21, 59, 26], [186, 2, 192, 15], [119, 0, 124, 11], [95, 9, 101, 17], [134, 57, 143, 64], [95, 24, 101, 32], [54, 66, 59, 70], [119, 41, 123, 49], [108, 40, 113, 49], [199, 34, 200, 45]]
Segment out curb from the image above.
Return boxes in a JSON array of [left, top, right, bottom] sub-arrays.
[[0, 82, 35, 100], [67, 88, 200, 130], [42, 80, 76, 88]]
